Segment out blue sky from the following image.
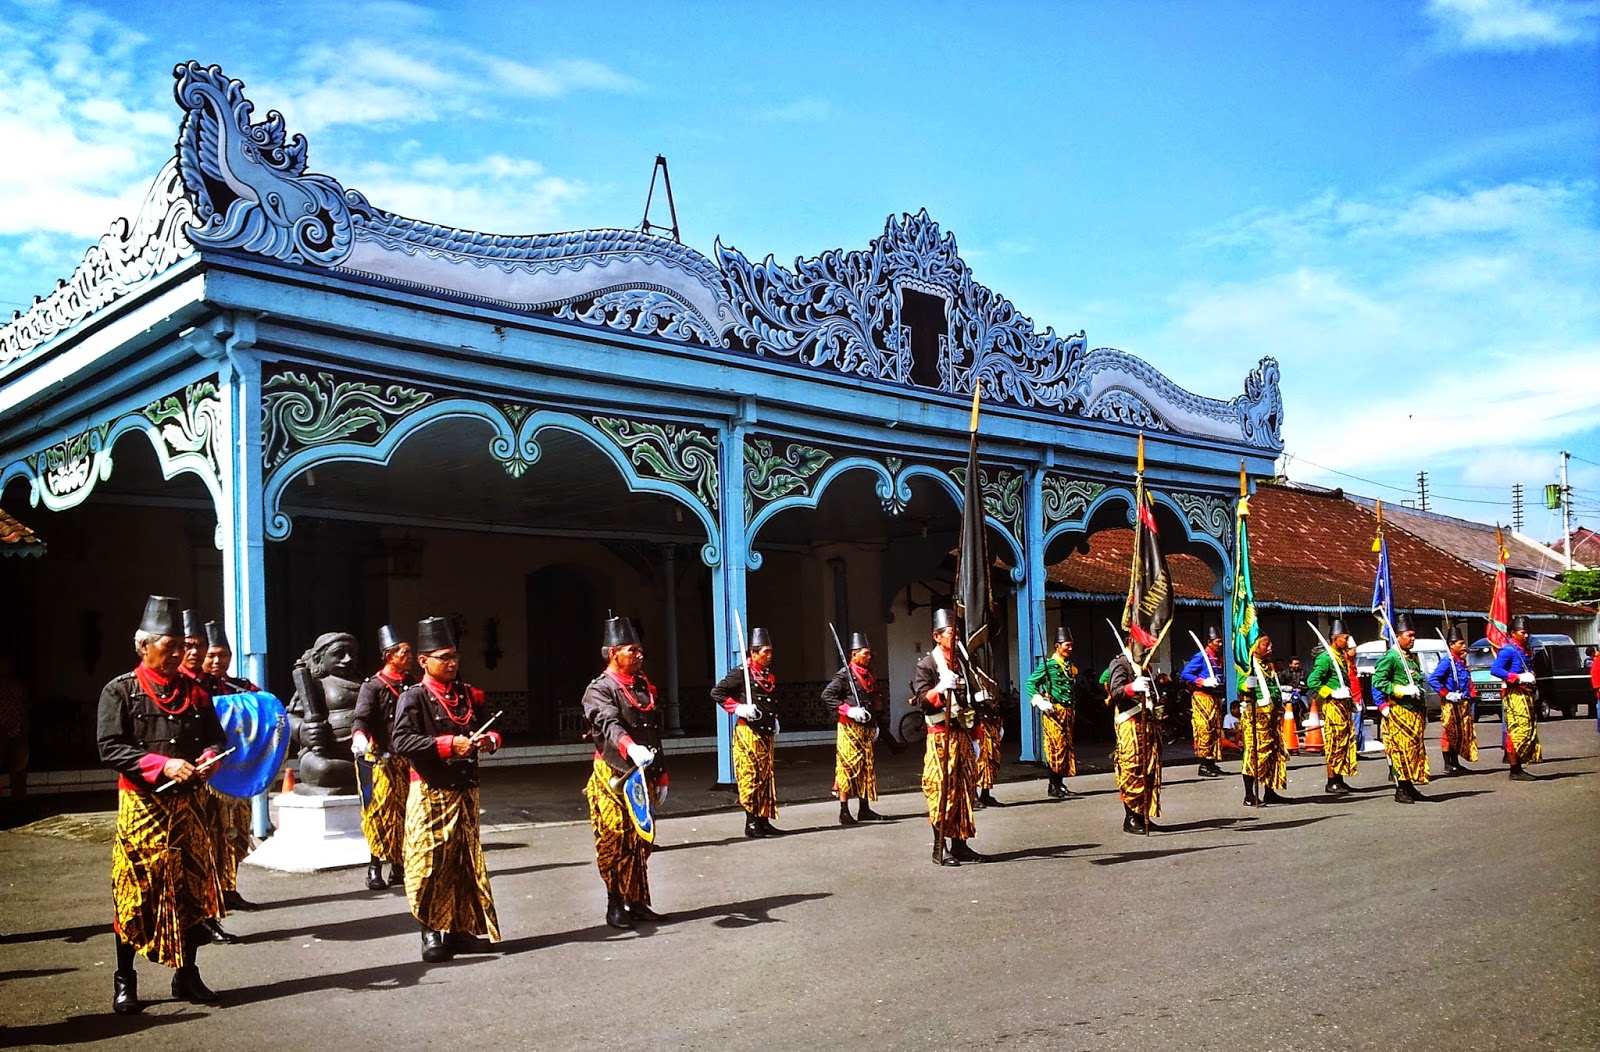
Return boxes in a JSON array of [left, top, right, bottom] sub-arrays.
[[2, 0, 1597, 538]]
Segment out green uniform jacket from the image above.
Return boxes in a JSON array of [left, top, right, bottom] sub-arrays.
[[1306, 650, 1345, 697], [1237, 664, 1283, 707], [1026, 655, 1079, 707], [1373, 647, 1426, 711]]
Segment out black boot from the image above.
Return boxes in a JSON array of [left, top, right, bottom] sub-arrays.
[[447, 930, 492, 953], [627, 900, 668, 922], [1336, 775, 1353, 792], [744, 812, 765, 839], [978, 789, 1004, 808], [388, 861, 405, 887], [366, 859, 387, 891], [1406, 783, 1428, 801], [421, 928, 453, 961], [1509, 764, 1536, 781], [1046, 776, 1065, 799], [1199, 761, 1224, 777], [1122, 807, 1145, 835], [171, 966, 221, 1005], [221, 889, 254, 911], [202, 918, 236, 944], [1242, 775, 1259, 808], [1394, 782, 1415, 803], [1441, 752, 1456, 775], [112, 970, 142, 1015], [606, 893, 635, 930], [932, 829, 958, 866], [1325, 777, 1340, 794], [949, 839, 989, 863], [1263, 788, 1290, 804], [856, 801, 886, 822], [758, 817, 786, 837], [1453, 758, 1472, 774], [839, 801, 857, 826]]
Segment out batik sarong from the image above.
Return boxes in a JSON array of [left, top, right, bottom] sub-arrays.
[[1041, 707, 1076, 776], [832, 720, 878, 800], [733, 722, 778, 819], [362, 755, 409, 862], [1114, 713, 1162, 818], [111, 786, 222, 968], [583, 757, 653, 905], [403, 781, 499, 940], [1383, 706, 1431, 785], [921, 728, 976, 840]]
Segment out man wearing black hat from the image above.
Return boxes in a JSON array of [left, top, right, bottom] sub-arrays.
[[198, 621, 260, 915], [821, 631, 885, 825], [352, 624, 416, 890], [1108, 641, 1163, 832], [1027, 625, 1082, 798], [175, 611, 236, 946], [911, 610, 985, 865], [1307, 619, 1360, 793], [391, 617, 501, 962], [1428, 626, 1478, 775], [1374, 615, 1430, 802], [581, 616, 668, 929], [1179, 626, 1227, 778], [711, 626, 784, 838], [1237, 635, 1292, 808], [97, 596, 230, 1014], [1490, 614, 1543, 780]]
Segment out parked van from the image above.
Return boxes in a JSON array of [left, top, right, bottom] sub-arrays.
[[1471, 634, 1593, 719]]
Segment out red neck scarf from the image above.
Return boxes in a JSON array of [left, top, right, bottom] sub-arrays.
[[607, 668, 656, 710], [423, 674, 472, 726], [137, 664, 195, 715], [747, 660, 775, 693], [937, 645, 959, 672], [849, 660, 875, 693]]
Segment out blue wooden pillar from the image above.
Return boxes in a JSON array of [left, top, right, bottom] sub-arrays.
[[710, 398, 753, 787], [211, 314, 274, 836], [1016, 464, 1047, 762]]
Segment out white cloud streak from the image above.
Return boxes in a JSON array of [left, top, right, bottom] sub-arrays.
[[1425, 0, 1600, 51]]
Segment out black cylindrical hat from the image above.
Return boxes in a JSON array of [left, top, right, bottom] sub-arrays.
[[1510, 614, 1529, 633], [848, 631, 870, 651], [932, 608, 955, 633], [1394, 613, 1414, 634], [377, 624, 406, 655], [1330, 618, 1349, 638], [182, 609, 204, 640], [139, 596, 184, 637], [204, 620, 230, 650], [750, 627, 772, 649], [416, 616, 456, 653], [604, 616, 641, 650], [1205, 625, 1222, 642], [1054, 625, 1072, 645], [1447, 624, 1469, 643]]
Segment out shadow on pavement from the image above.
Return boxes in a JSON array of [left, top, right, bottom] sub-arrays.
[[1244, 815, 1334, 832], [0, 1010, 198, 1046], [0, 967, 78, 982], [242, 909, 427, 945], [493, 891, 832, 952], [1412, 789, 1493, 803], [1089, 843, 1246, 865], [483, 857, 591, 879], [0, 923, 107, 946], [982, 842, 1100, 863], [224, 956, 492, 1007], [1519, 770, 1588, 782]]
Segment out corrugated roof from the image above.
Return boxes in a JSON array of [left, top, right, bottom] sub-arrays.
[[1347, 496, 1568, 597]]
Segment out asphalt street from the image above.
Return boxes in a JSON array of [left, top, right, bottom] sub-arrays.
[[2, 720, 1596, 1052]]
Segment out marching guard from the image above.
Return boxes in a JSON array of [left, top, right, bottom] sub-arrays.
[[1107, 645, 1162, 833], [1027, 626, 1081, 798], [973, 701, 1006, 808], [352, 624, 415, 890], [1238, 635, 1291, 807], [1307, 619, 1360, 793], [912, 609, 986, 865], [392, 617, 501, 962], [98, 596, 229, 1013], [581, 616, 669, 929], [1179, 627, 1227, 778], [711, 627, 784, 838], [821, 631, 885, 825], [1491, 614, 1544, 780], [177, 611, 235, 945], [1429, 626, 1478, 775], [198, 620, 259, 915], [1373, 615, 1430, 802]]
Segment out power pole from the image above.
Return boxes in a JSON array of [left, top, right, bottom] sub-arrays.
[[1561, 451, 1572, 571], [1416, 470, 1429, 513], [1511, 484, 1524, 532]]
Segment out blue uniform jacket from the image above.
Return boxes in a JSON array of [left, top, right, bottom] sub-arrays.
[[1181, 650, 1219, 688], [1490, 643, 1532, 682], [1426, 655, 1474, 697]]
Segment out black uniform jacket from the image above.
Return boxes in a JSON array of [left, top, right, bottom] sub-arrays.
[[97, 671, 228, 791], [352, 671, 409, 755], [1106, 655, 1145, 716], [392, 677, 491, 790], [582, 670, 667, 781], [910, 650, 968, 717], [710, 665, 778, 735]]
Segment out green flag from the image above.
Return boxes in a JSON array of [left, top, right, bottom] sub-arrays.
[[1230, 484, 1260, 678]]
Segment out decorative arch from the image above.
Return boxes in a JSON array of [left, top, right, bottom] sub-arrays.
[[1041, 481, 1231, 581]]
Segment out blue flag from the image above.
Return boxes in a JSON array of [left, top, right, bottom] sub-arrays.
[[1371, 535, 1394, 645]]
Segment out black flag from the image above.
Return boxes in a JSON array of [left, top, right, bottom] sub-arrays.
[[1122, 437, 1173, 651], [956, 387, 994, 665]]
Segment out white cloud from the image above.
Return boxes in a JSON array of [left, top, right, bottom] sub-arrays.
[[750, 98, 835, 123], [1425, 0, 1600, 51], [339, 154, 586, 235]]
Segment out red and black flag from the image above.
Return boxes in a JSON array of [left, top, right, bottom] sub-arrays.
[[955, 385, 995, 664], [1122, 435, 1173, 651]]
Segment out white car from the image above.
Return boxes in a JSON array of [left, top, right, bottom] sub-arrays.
[[1353, 638, 1450, 720]]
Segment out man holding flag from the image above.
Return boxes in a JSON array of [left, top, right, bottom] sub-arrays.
[[1491, 615, 1544, 780], [1306, 619, 1360, 793], [1428, 626, 1477, 775], [1374, 614, 1430, 803]]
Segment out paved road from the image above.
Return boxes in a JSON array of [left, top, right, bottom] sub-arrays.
[[2, 721, 1596, 1052]]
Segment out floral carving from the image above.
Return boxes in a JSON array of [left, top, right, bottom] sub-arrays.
[[261, 370, 434, 470], [1041, 477, 1108, 531], [592, 417, 719, 511], [143, 381, 226, 486]]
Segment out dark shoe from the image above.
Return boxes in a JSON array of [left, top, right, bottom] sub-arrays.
[[171, 965, 221, 1005], [949, 840, 989, 863], [744, 815, 765, 839], [978, 791, 1005, 808], [856, 803, 887, 822], [758, 818, 786, 837], [365, 861, 387, 891], [1509, 767, 1536, 781], [1123, 812, 1146, 834], [838, 804, 857, 826], [1324, 778, 1342, 794], [1440, 753, 1455, 774], [446, 931, 492, 953], [221, 890, 254, 911], [932, 844, 960, 866], [421, 929, 453, 962], [1142, 820, 1163, 832], [627, 901, 668, 922], [1406, 785, 1429, 801], [1243, 796, 1260, 808], [1393, 787, 1414, 804], [1262, 790, 1290, 804], [1197, 764, 1221, 778], [606, 900, 635, 930], [388, 862, 405, 887], [112, 971, 143, 1015], [1046, 781, 1066, 799], [203, 918, 236, 944], [1453, 761, 1472, 774]]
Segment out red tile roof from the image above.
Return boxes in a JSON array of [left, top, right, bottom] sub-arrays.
[[1553, 526, 1600, 567], [0, 505, 46, 557]]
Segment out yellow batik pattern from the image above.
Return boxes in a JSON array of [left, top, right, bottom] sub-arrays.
[[1321, 699, 1358, 777], [1503, 689, 1543, 765], [974, 717, 1002, 790], [1383, 705, 1430, 784], [1439, 702, 1478, 762], [111, 787, 222, 968], [1241, 703, 1287, 789], [921, 729, 976, 839], [733, 722, 778, 818], [1114, 715, 1162, 817], [583, 757, 652, 904], [403, 781, 499, 940], [1190, 690, 1222, 761], [207, 787, 252, 893], [832, 721, 878, 800], [1041, 707, 1076, 776], [361, 756, 410, 862]]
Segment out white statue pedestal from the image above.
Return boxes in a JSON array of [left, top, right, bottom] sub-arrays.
[[242, 791, 371, 873]]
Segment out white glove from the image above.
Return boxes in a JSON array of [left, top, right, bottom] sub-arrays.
[[351, 733, 371, 759], [1517, 672, 1536, 684], [846, 705, 871, 723], [734, 702, 760, 720], [1130, 676, 1150, 694], [625, 742, 655, 768], [972, 689, 990, 706], [1445, 691, 1463, 703], [772, 718, 781, 735], [936, 669, 960, 693], [654, 783, 668, 806], [1201, 677, 1219, 689], [1394, 684, 1420, 698], [1280, 687, 1294, 700], [1332, 687, 1351, 700], [1030, 694, 1053, 712]]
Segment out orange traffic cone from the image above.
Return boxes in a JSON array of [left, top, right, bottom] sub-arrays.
[[1281, 701, 1301, 754], [281, 766, 296, 793], [1301, 697, 1325, 754]]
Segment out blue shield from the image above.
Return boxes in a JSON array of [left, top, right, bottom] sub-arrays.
[[210, 691, 291, 798], [622, 765, 655, 844]]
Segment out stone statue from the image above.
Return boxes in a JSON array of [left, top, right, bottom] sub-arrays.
[[288, 632, 361, 791]]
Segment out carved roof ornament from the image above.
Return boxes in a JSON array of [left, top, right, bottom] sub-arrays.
[[1, 62, 1284, 455]]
